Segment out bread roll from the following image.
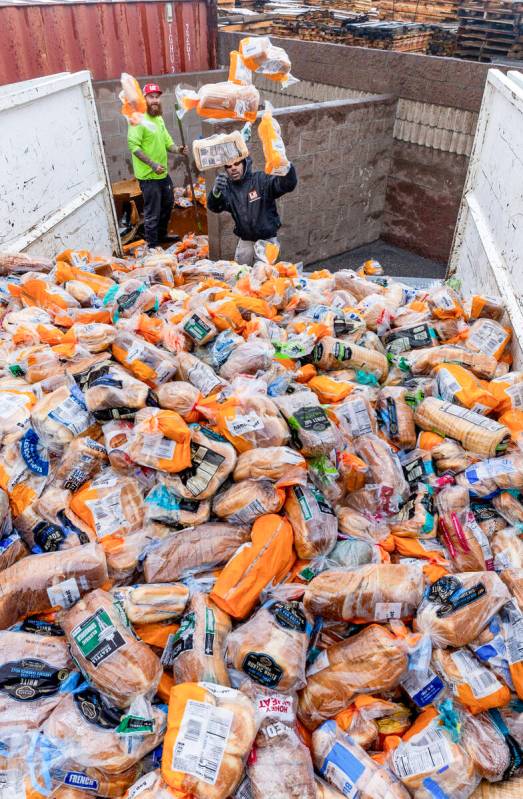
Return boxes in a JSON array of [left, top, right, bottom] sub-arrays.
[[227, 600, 312, 692], [414, 572, 511, 647], [157, 380, 200, 418], [32, 384, 94, 451], [284, 485, 338, 559], [304, 564, 423, 622], [298, 625, 409, 729], [61, 588, 162, 707], [143, 522, 250, 583], [0, 542, 107, 629], [112, 583, 189, 624], [84, 362, 152, 419], [220, 339, 274, 381]]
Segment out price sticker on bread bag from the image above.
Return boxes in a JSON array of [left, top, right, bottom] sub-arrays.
[[71, 608, 126, 667]]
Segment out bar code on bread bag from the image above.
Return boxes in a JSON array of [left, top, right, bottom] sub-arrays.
[[393, 728, 452, 778], [341, 397, 372, 437], [172, 700, 233, 785]]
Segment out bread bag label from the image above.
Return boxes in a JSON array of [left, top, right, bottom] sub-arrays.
[[385, 324, 435, 354], [60, 771, 99, 792], [401, 668, 444, 707], [178, 443, 225, 497], [450, 649, 503, 698], [267, 600, 307, 633], [20, 617, 64, 637], [47, 577, 80, 609], [71, 608, 126, 667], [74, 688, 122, 728], [242, 652, 284, 688], [183, 313, 213, 342], [171, 699, 233, 784], [34, 521, 68, 552], [20, 428, 49, 476], [293, 486, 312, 521], [186, 361, 222, 396], [48, 385, 92, 436], [0, 658, 71, 701], [232, 775, 253, 799], [392, 727, 452, 778], [467, 320, 507, 357], [318, 724, 365, 797], [162, 612, 195, 665], [375, 602, 403, 621], [86, 488, 127, 538], [226, 411, 264, 437], [229, 497, 268, 525], [340, 398, 372, 437], [290, 406, 330, 433], [505, 382, 523, 409], [503, 601, 523, 666], [428, 575, 486, 618], [312, 487, 335, 516]]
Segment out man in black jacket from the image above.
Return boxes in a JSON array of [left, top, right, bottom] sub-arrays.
[[206, 155, 297, 265]]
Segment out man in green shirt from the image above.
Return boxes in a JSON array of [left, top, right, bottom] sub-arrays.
[[128, 83, 186, 248]]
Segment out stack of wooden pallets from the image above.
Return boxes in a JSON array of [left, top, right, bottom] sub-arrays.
[[456, 0, 523, 60], [379, 0, 459, 24]]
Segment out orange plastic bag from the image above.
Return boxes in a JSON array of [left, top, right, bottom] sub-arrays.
[[55, 260, 115, 298], [128, 409, 192, 473], [307, 374, 353, 404], [433, 363, 498, 414], [258, 102, 290, 176], [210, 514, 295, 619]]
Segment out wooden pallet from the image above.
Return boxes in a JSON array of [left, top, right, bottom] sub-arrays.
[[456, 0, 523, 60]]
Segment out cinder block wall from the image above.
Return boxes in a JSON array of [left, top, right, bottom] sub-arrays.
[[94, 70, 227, 186], [204, 95, 396, 264], [219, 32, 523, 263]]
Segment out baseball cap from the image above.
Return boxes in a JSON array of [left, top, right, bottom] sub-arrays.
[[143, 83, 162, 96]]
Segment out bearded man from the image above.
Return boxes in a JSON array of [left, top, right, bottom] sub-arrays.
[[127, 83, 187, 248]]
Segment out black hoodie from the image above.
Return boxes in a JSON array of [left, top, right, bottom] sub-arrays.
[[206, 157, 297, 242]]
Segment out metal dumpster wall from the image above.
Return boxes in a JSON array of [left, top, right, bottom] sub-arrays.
[[448, 69, 523, 368], [0, 0, 216, 84], [0, 71, 120, 256]]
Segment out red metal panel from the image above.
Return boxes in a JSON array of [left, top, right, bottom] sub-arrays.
[[0, 1, 215, 85]]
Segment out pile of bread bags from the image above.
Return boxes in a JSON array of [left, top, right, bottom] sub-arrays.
[[0, 239, 523, 799]]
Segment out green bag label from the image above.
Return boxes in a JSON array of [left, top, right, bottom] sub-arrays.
[[184, 313, 212, 342], [71, 608, 125, 668], [293, 486, 312, 521], [162, 612, 195, 665], [205, 607, 215, 656], [116, 714, 155, 735]]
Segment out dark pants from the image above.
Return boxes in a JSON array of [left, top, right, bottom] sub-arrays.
[[139, 175, 174, 247]]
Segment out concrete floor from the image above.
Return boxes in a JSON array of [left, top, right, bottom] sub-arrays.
[[305, 238, 447, 280]]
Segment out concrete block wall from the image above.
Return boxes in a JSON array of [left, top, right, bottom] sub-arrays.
[[94, 70, 227, 186], [204, 95, 396, 265], [219, 32, 523, 263]]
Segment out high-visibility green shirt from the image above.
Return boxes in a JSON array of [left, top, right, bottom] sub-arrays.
[[127, 114, 174, 181]]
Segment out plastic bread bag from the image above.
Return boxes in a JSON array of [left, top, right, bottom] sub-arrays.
[[284, 484, 337, 559], [162, 426, 236, 501], [175, 81, 260, 123], [432, 645, 510, 714], [0, 530, 27, 572], [329, 392, 377, 440], [243, 686, 316, 799], [0, 541, 108, 629], [103, 279, 158, 322], [298, 623, 411, 730], [430, 438, 471, 475], [220, 339, 275, 382], [304, 563, 424, 623], [0, 629, 80, 730], [414, 571, 511, 647], [127, 408, 192, 473], [111, 583, 189, 624], [492, 489, 523, 525], [464, 293, 505, 321], [145, 482, 211, 528], [436, 484, 493, 571], [119, 72, 154, 130], [456, 452, 523, 496], [233, 445, 306, 482], [275, 391, 341, 457], [491, 526, 523, 571], [499, 599, 523, 700], [178, 308, 218, 347], [389, 484, 437, 538], [258, 101, 290, 176], [67, 470, 145, 542], [427, 284, 464, 319], [433, 362, 499, 414], [229, 50, 253, 85], [42, 688, 166, 774], [226, 598, 312, 692], [112, 331, 178, 388], [121, 770, 182, 799], [500, 568, 523, 609], [463, 318, 511, 360], [414, 397, 510, 457], [61, 587, 162, 706], [177, 351, 225, 397], [210, 514, 295, 620], [458, 706, 513, 782], [335, 694, 408, 750], [388, 705, 479, 799], [143, 521, 249, 583], [238, 36, 297, 88], [82, 361, 155, 421], [213, 478, 285, 525], [489, 370, 523, 413], [53, 436, 107, 492], [312, 719, 410, 799], [377, 386, 417, 450], [311, 336, 388, 381], [161, 682, 258, 798], [162, 592, 231, 686], [399, 344, 498, 379], [322, 537, 382, 570], [355, 433, 410, 509], [31, 383, 95, 452], [157, 380, 201, 421]]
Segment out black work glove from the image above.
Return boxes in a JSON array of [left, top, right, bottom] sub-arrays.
[[213, 173, 228, 197]]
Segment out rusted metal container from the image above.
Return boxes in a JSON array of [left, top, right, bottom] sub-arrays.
[[0, 0, 217, 84]]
